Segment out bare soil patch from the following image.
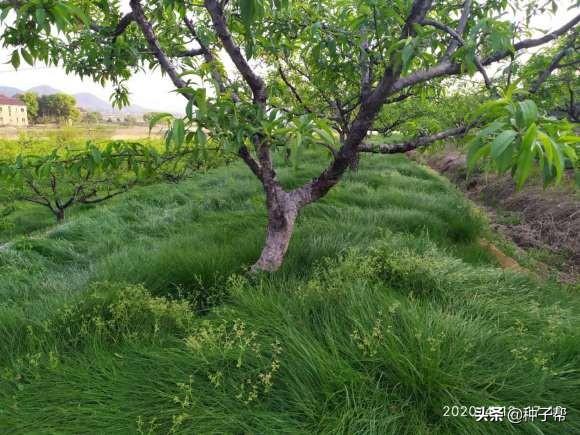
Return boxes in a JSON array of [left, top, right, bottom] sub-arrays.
[[422, 151, 579, 283]]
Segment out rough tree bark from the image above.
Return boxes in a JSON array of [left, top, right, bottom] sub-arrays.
[[252, 186, 299, 272]]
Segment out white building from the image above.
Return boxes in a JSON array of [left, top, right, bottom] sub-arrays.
[[0, 94, 28, 126]]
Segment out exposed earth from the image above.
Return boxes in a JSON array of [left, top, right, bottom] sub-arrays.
[[421, 150, 579, 284]]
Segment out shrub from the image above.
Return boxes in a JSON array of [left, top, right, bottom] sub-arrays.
[[50, 283, 195, 349]]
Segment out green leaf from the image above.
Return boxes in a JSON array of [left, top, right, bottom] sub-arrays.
[[51, 3, 71, 30], [515, 100, 538, 129], [194, 89, 207, 116], [496, 142, 514, 173], [560, 135, 580, 144], [90, 148, 102, 164], [490, 130, 517, 159], [467, 139, 490, 170], [537, 131, 554, 164], [541, 159, 556, 187], [538, 132, 565, 182], [315, 128, 336, 146], [196, 128, 207, 148], [175, 87, 196, 97], [476, 120, 506, 139], [471, 99, 507, 122], [185, 99, 194, 120], [521, 123, 537, 151], [64, 3, 90, 26], [148, 112, 174, 133], [20, 48, 33, 66], [562, 143, 577, 163], [35, 7, 47, 27], [291, 132, 302, 169], [240, 0, 258, 26], [515, 142, 535, 190], [401, 41, 415, 72], [10, 50, 20, 69], [172, 119, 185, 148]]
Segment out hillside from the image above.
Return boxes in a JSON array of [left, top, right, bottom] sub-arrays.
[[0, 153, 578, 433], [0, 85, 150, 114]]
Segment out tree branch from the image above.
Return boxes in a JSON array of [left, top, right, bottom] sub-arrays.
[[182, 16, 260, 180], [175, 48, 206, 57], [129, 0, 187, 90], [359, 125, 470, 154], [22, 197, 51, 207], [484, 13, 580, 64], [384, 92, 414, 105], [79, 189, 128, 204], [294, 0, 435, 206], [392, 13, 580, 94], [444, 0, 472, 58], [530, 43, 575, 93], [89, 12, 135, 42], [183, 16, 228, 94], [370, 118, 405, 134], [111, 12, 135, 41], [204, 0, 267, 105], [557, 59, 580, 68], [277, 66, 312, 113], [238, 146, 263, 182], [422, 18, 492, 89], [360, 25, 372, 102], [423, 19, 464, 44]]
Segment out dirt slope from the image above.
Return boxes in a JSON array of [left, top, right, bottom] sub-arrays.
[[424, 151, 579, 283]]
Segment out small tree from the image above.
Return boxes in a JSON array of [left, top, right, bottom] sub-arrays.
[[38, 93, 80, 124], [1, 0, 578, 270], [82, 111, 104, 124], [123, 115, 138, 126], [0, 141, 216, 223], [17, 92, 39, 123]]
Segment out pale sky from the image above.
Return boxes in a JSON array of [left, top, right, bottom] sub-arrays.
[[0, 1, 576, 113]]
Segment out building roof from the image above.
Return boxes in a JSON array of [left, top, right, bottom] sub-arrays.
[[0, 94, 26, 106]]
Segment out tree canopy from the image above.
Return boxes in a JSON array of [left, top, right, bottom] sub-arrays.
[[37, 93, 80, 124], [0, 0, 578, 270], [16, 91, 39, 122]]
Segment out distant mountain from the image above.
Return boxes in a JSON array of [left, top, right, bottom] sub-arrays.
[[73, 92, 149, 115], [73, 92, 113, 113], [27, 85, 62, 96], [0, 86, 24, 97], [0, 85, 152, 114]]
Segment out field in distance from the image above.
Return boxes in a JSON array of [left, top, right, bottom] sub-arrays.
[[0, 123, 165, 141]]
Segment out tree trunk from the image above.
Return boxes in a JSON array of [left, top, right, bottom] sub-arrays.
[[252, 186, 299, 272], [55, 208, 65, 223], [349, 152, 360, 171]]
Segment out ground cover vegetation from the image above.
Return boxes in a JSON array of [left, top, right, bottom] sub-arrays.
[[0, 153, 579, 433]]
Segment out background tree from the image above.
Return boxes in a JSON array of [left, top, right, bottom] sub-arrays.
[[123, 115, 138, 126], [0, 140, 221, 222], [0, 0, 577, 271], [16, 91, 39, 123], [38, 93, 80, 124], [517, 35, 580, 121], [81, 110, 104, 124]]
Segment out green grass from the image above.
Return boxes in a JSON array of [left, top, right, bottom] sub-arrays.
[[0, 151, 578, 434]]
